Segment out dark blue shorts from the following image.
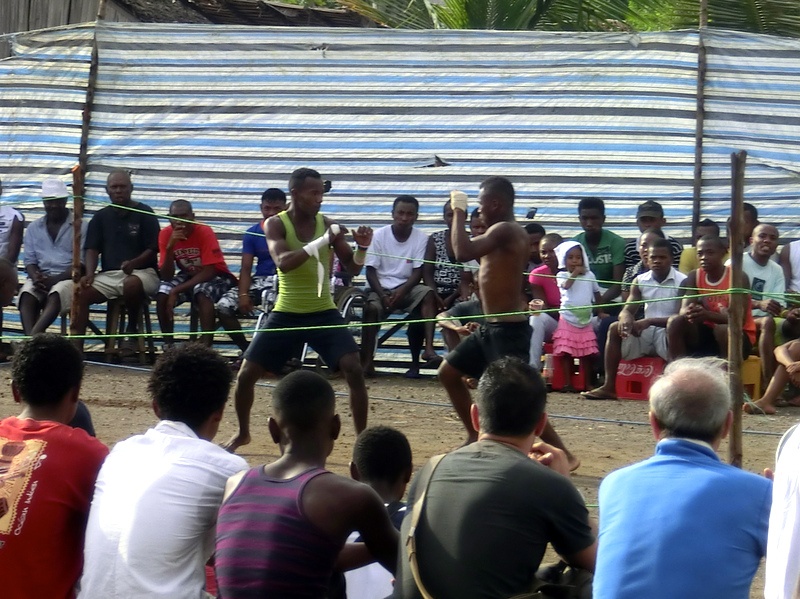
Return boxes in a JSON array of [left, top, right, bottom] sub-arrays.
[[244, 309, 359, 374]]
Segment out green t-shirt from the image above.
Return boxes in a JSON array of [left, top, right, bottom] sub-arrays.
[[573, 229, 626, 286]]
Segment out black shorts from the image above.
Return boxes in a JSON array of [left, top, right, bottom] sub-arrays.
[[693, 323, 753, 360], [445, 320, 532, 379], [244, 309, 359, 374]]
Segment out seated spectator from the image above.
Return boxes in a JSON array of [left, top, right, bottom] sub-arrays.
[[71, 170, 160, 354], [623, 201, 682, 268], [215, 370, 398, 597], [217, 188, 287, 353], [582, 238, 685, 400], [157, 200, 236, 348], [436, 286, 482, 352], [740, 224, 785, 384], [727, 202, 760, 255], [423, 200, 472, 312], [527, 232, 562, 371], [362, 195, 439, 378], [0, 177, 24, 336], [19, 178, 87, 335], [780, 228, 800, 308], [393, 357, 595, 598], [0, 334, 108, 599], [621, 228, 665, 301], [679, 218, 727, 274], [338, 426, 412, 599], [0, 258, 18, 360], [764, 421, 800, 598], [573, 197, 625, 363], [667, 236, 756, 361], [593, 357, 771, 599], [79, 344, 247, 598], [525, 222, 545, 272], [745, 340, 800, 415]]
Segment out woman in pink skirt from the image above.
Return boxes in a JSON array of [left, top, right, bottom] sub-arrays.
[[552, 241, 604, 389]]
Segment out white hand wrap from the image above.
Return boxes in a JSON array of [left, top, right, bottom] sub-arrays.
[[450, 190, 468, 213], [302, 225, 341, 296]]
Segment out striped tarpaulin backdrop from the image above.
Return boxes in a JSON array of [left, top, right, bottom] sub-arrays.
[[1, 23, 800, 354]]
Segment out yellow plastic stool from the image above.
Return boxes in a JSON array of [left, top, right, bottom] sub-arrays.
[[741, 355, 762, 400]]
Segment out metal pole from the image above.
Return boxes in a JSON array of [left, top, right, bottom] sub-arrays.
[[70, 0, 106, 329], [728, 150, 747, 468]]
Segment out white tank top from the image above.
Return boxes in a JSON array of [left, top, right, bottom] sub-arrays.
[[0, 206, 22, 259], [789, 240, 800, 292]]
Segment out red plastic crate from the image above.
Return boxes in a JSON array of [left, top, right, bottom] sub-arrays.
[[615, 357, 666, 401], [551, 355, 590, 391]]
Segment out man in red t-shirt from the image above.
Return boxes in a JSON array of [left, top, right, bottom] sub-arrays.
[[0, 334, 108, 599], [157, 200, 236, 347]]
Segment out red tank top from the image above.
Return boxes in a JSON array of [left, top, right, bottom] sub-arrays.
[[697, 266, 756, 345]]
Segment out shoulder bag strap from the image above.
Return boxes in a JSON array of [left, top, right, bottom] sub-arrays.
[[406, 453, 446, 599]]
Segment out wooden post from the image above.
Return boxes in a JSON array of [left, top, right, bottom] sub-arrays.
[[70, 0, 107, 331], [728, 150, 747, 468], [692, 0, 709, 233]]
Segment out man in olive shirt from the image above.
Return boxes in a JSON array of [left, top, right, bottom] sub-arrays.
[[394, 358, 596, 598], [71, 170, 160, 352]]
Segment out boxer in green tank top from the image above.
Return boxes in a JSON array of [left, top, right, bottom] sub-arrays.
[[223, 168, 373, 453]]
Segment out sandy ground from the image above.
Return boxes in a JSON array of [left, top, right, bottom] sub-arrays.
[[1, 360, 793, 597]]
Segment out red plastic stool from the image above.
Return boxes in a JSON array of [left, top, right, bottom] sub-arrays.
[[550, 354, 590, 391], [615, 357, 666, 400]]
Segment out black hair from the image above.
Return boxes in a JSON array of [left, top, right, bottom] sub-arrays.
[[743, 203, 758, 220], [392, 195, 419, 212], [352, 426, 412, 485], [470, 208, 482, 220], [476, 357, 546, 437], [272, 370, 335, 431], [696, 219, 720, 236], [12, 334, 83, 407], [640, 227, 665, 240], [169, 199, 192, 213], [697, 235, 727, 251], [541, 232, 563, 245], [480, 176, 515, 205], [148, 344, 233, 430], [578, 197, 605, 215], [261, 188, 287, 204], [649, 237, 672, 255], [289, 167, 321, 192], [525, 223, 546, 236]]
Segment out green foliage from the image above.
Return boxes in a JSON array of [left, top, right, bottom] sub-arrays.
[[338, 0, 800, 37]]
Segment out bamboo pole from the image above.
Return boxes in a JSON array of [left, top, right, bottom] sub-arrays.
[[70, 0, 107, 329], [728, 150, 747, 468], [691, 0, 709, 233]]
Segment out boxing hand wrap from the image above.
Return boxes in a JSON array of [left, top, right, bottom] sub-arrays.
[[450, 190, 468, 213]]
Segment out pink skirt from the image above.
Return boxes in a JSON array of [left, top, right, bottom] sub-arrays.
[[552, 319, 598, 358]]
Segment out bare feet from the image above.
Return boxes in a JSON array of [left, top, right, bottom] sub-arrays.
[[221, 432, 251, 453], [743, 399, 775, 415], [567, 453, 581, 472]]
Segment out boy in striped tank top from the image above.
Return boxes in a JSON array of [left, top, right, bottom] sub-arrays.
[[215, 370, 399, 598], [667, 235, 756, 361]]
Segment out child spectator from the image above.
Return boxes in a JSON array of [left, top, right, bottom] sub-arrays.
[[528, 233, 562, 371], [341, 426, 412, 599], [215, 370, 398, 597], [552, 241, 603, 390]]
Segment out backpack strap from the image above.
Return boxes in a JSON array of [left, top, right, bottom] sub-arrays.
[[406, 453, 446, 599]]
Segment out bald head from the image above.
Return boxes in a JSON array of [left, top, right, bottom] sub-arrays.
[[106, 170, 133, 206], [649, 358, 731, 444]]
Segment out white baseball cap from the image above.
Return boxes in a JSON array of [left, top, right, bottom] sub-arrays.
[[41, 178, 69, 200]]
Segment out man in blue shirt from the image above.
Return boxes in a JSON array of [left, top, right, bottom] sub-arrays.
[[19, 178, 87, 335], [217, 188, 287, 352], [594, 357, 772, 599]]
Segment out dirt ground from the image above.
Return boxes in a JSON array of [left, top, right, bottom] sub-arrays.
[[1, 361, 792, 596]]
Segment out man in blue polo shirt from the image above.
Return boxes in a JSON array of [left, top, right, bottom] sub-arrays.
[[594, 357, 771, 599], [217, 188, 287, 352]]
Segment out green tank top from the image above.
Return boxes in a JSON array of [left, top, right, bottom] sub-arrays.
[[275, 211, 336, 314]]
